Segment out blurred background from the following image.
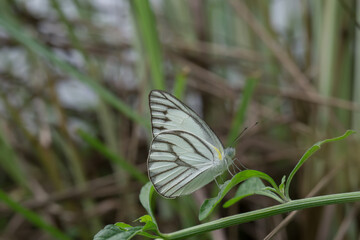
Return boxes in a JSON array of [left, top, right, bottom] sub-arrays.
[[0, 0, 359, 239]]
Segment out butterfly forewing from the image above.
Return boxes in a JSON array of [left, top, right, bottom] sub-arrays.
[[148, 130, 221, 198], [149, 90, 224, 152]]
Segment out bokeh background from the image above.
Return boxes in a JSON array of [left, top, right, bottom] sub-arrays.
[[0, 0, 359, 239]]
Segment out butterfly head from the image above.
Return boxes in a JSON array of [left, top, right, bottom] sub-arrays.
[[224, 147, 236, 166]]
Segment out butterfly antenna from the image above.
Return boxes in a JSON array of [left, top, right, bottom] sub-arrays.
[[230, 121, 259, 147]]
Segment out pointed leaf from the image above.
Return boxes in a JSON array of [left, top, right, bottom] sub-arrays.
[[279, 175, 286, 194], [135, 215, 157, 232], [115, 222, 133, 230], [137, 232, 160, 239], [223, 178, 283, 208], [199, 170, 278, 221], [93, 225, 142, 240], [139, 182, 157, 227], [142, 221, 158, 232]]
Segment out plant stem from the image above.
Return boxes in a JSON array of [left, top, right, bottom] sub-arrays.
[[160, 191, 360, 239]]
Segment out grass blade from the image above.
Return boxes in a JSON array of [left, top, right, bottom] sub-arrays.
[[77, 129, 148, 184], [227, 77, 258, 145], [0, 124, 28, 189], [130, 0, 165, 90], [173, 68, 189, 99], [0, 189, 70, 240]]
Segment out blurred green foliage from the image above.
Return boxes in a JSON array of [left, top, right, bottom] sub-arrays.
[[0, 0, 359, 239]]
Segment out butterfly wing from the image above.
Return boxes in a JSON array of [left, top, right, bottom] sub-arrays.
[[149, 90, 224, 152], [148, 130, 225, 198]]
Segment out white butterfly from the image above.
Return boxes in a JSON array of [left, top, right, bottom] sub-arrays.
[[147, 90, 235, 198]]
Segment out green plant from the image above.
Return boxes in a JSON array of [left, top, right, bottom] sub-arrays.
[[94, 130, 358, 240]]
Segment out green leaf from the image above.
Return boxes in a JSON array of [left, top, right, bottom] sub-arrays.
[[139, 182, 158, 227], [115, 222, 133, 230], [285, 130, 356, 199], [142, 221, 158, 232], [136, 215, 152, 223], [93, 225, 142, 240], [279, 175, 286, 194], [199, 170, 279, 221], [93, 185, 161, 240], [137, 231, 160, 239], [136, 215, 157, 231], [223, 177, 283, 208]]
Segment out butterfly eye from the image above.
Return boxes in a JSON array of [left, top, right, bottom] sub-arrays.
[[225, 147, 236, 159]]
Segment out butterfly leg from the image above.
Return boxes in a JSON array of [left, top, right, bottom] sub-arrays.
[[232, 158, 243, 172], [226, 163, 234, 177], [234, 157, 248, 170], [214, 177, 220, 188], [215, 173, 226, 188], [231, 162, 238, 174]]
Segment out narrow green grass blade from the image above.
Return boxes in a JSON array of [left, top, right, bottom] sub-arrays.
[[0, 92, 65, 191], [77, 130, 148, 184], [0, 126, 28, 189], [227, 77, 258, 145], [49, 0, 88, 60], [0, 11, 148, 129], [53, 131, 101, 231], [0, 189, 70, 240], [130, 0, 165, 90], [173, 68, 188, 99]]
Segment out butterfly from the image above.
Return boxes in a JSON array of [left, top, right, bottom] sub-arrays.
[[147, 90, 236, 198]]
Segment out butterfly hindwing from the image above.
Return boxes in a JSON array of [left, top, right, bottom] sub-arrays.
[[148, 130, 222, 198], [149, 90, 224, 152]]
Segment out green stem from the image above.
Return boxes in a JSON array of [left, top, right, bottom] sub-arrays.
[[161, 191, 360, 239]]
